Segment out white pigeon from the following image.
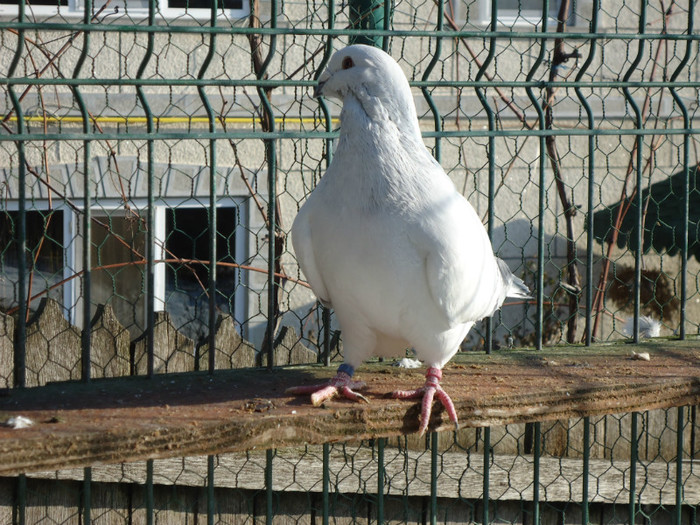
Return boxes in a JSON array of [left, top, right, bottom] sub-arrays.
[[287, 44, 530, 435]]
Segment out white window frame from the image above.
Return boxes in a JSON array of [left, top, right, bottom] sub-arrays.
[[0, 0, 74, 17], [0, 0, 248, 20], [6, 198, 249, 338], [0, 202, 73, 320], [158, 0, 249, 20], [477, 0, 569, 27]]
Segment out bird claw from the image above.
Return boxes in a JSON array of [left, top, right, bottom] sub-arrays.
[[287, 372, 368, 406], [391, 367, 458, 435]]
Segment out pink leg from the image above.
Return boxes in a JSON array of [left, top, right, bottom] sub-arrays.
[[392, 367, 458, 435], [286, 370, 367, 406]]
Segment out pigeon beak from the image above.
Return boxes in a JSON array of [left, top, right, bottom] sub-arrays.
[[313, 80, 326, 99]]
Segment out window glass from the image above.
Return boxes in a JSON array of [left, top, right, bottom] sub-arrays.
[[165, 206, 239, 342], [0, 0, 67, 5], [90, 210, 148, 336], [0, 209, 65, 315], [167, 0, 242, 10], [479, 0, 570, 25]]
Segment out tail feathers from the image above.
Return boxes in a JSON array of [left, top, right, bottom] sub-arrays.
[[496, 258, 532, 299]]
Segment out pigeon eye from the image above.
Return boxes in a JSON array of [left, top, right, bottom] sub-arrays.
[[342, 56, 354, 70]]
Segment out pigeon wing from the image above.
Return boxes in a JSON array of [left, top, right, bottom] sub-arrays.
[[291, 204, 332, 307], [414, 192, 504, 327]]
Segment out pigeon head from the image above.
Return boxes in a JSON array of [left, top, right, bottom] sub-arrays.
[[315, 45, 420, 138]]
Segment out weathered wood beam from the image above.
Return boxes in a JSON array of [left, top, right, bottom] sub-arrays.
[[0, 340, 698, 476]]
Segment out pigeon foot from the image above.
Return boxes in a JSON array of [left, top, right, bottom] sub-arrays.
[[392, 367, 458, 435], [286, 371, 368, 406]]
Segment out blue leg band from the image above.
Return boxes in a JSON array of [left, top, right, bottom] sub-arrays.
[[337, 363, 355, 377]]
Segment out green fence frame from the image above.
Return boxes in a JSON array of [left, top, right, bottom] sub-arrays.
[[2, 0, 700, 523]]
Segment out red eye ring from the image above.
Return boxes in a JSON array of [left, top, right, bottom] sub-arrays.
[[342, 56, 354, 70]]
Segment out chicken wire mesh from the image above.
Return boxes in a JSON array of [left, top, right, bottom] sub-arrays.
[[1, 0, 700, 522]]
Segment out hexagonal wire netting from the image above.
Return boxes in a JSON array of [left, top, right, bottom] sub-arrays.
[[1, 0, 700, 522]]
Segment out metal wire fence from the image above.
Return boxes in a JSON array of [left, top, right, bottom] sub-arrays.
[[1, 0, 700, 522]]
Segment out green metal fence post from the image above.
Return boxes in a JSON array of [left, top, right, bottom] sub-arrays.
[[146, 459, 154, 525], [421, 0, 443, 162], [266, 449, 275, 525], [381, 0, 391, 51], [668, 1, 694, 341], [582, 417, 590, 524], [72, 0, 92, 383], [430, 432, 438, 525], [135, 0, 157, 377], [315, 0, 335, 367], [676, 406, 684, 525], [7, 0, 27, 390], [198, 0, 219, 374], [82, 467, 92, 524], [207, 455, 216, 525], [348, 0, 390, 48], [474, 0, 497, 354], [533, 423, 541, 524], [14, 474, 26, 525], [322, 443, 330, 525], [621, 0, 647, 343], [482, 427, 491, 524], [524, 0, 549, 352], [576, 0, 599, 347], [258, 0, 278, 370], [629, 412, 639, 524], [378, 438, 385, 525]]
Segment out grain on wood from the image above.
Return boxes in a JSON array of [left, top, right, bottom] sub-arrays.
[[1, 341, 700, 476], [26, 445, 700, 505], [25, 298, 81, 387], [131, 311, 196, 374], [196, 314, 256, 370], [90, 304, 130, 379], [259, 325, 318, 367], [0, 312, 13, 388]]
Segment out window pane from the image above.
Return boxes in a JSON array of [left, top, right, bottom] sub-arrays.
[[0, 210, 64, 315], [91, 211, 147, 337], [165, 207, 238, 342], [0, 0, 68, 6], [167, 0, 242, 9], [487, 0, 567, 23]]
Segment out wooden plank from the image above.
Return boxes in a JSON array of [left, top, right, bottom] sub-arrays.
[[90, 304, 131, 379], [25, 297, 82, 386], [260, 326, 318, 367], [24, 445, 700, 505], [196, 314, 257, 370], [0, 312, 13, 388], [0, 478, 14, 524], [131, 311, 196, 375], [23, 478, 81, 524], [0, 340, 699, 475]]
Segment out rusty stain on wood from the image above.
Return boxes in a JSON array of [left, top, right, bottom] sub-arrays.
[[0, 339, 698, 476]]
